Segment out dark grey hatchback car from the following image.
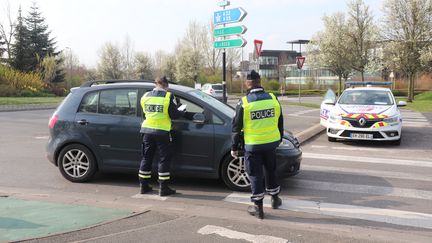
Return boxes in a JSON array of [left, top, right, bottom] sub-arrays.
[[46, 80, 302, 191]]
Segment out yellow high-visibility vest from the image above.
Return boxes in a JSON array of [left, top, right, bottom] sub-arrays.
[[242, 93, 281, 145], [141, 91, 171, 132]]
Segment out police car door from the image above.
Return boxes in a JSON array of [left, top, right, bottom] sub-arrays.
[[320, 89, 337, 127]]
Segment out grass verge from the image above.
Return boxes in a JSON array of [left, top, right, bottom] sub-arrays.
[[0, 97, 64, 106], [397, 91, 432, 112]]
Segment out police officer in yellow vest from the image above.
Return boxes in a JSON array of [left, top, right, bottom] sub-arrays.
[[139, 76, 193, 196], [231, 70, 283, 219]]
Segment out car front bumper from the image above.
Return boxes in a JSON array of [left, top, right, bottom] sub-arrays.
[[275, 147, 302, 177], [327, 121, 402, 141]]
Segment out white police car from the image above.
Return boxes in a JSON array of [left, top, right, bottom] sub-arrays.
[[320, 82, 407, 145]]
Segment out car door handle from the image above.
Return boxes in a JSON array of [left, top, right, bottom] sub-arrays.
[[77, 119, 89, 125]]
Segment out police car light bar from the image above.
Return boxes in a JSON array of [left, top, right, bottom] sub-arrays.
[[345, 81, 393, 86]]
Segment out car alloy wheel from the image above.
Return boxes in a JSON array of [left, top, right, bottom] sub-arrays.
[[221, 155, 251, 191], [62, 149, 90, 178], [58, 144, 96, 182]]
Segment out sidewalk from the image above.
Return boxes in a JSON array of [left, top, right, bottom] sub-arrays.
[[0, 104, 58, 112]]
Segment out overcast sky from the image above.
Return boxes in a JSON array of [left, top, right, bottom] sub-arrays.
[[0, 0, 384, 67]]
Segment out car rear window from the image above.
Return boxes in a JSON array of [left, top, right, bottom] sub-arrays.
[[78, 89, 138, 116], [212, 85, 223, 91], [78, 91, 99, 113]]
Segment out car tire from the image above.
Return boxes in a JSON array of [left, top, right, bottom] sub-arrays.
[[328, 136, 337, 142], [58, 144, 97, 182], [221, 154, 251, 192]]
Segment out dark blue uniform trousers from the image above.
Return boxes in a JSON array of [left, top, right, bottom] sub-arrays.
[[139, 133, 172, 184], [245, 149, 280, 203]]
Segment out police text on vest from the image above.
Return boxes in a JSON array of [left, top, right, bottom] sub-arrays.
[[145, 104, 164, 113], [250, 108, 275, 120]]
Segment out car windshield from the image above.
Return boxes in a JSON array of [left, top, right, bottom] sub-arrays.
[[212, 85, 223, 91], [188, 90, 235, 118], [338, 90, 394, 105]]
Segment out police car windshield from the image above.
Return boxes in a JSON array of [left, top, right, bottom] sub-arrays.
[[338, 90, 394, 105], [188, 90, 235, 117], [212, 85, 223, 91]]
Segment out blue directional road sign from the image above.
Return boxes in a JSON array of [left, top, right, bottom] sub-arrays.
[[214, 7, 247, 25]]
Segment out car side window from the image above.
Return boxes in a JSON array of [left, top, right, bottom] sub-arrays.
[[78, 91, 99, 113], [175, 97, 204, 114], [98, 89, 138, 116]]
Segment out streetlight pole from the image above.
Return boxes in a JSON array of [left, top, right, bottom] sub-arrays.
[[65, 47, 72, 92]]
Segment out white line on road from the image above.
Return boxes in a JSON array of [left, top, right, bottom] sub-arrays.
[[34, 136, 49, 139], [198, 225, 288, 243], [302, 164, 432, 182], [290, 109, 320, 116], [311, 145, 382, 152], [303, 152, 432, 168], [283, 179, 432, 200], [131, 193, 168, 201], [224, 193, 432, 230]]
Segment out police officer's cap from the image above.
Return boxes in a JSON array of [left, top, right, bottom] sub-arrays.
[[247, 70, 260, 80]]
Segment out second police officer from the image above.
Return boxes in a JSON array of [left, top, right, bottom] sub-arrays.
[[231, 70, 284, 219], [138, 76, 194, 196]]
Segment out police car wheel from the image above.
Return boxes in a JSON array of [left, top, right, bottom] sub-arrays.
[[328, 136, 337, 142], [58, 144, 97, 182], [221, 155, 251, 192]]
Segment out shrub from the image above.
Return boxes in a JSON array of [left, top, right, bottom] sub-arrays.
[[0, 65, 46, 96]]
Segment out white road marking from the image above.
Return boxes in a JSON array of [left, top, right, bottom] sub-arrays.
[[290, 109, 320, 116], [302, 164, 432, 182], [303, 152, 432, 168], [131, 193, 168, 201], [198, 225, 288, 243], [34, 136, 49, 139], [311, 145, 382, 152], [224, 193, 432, 230], [284, 179, 432, 200]]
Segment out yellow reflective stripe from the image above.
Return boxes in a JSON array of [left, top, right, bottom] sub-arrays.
[[139, 174, 151, 179], [158, 176, 170, 180]]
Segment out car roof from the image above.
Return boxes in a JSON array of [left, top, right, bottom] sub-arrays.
[[79, 80, 196, 93], [344, 87, 391, 92]]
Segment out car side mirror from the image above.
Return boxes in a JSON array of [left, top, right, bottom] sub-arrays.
[[193, 113, 205, 124], [397, 101, 407, 107], [323, 98, 335, 105]]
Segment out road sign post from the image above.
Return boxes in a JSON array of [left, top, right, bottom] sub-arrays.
[[296, 56, 306, 103], [214, 2, 247, 104]]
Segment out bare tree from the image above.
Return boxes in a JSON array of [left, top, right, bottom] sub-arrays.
[[308, 13, 353, 95], [134, 52, 153, 80], [97, 42, 124, 79], [347, 0, 377, 81], [203, 21, 221, 75], [123, 35, 134, 79], [382, 0, 432, 102], [0, 1, 17, 63], [175, 21, 206, 85]]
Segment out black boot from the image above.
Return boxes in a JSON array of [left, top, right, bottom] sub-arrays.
[[140, 183, 152, 194], [271, 195, 282, 209], [247, 201, 264, 219], [159, 181, 176, 197]]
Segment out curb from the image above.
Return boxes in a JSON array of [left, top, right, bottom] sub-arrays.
[[0, 104, 58, 112], [295, 123, 325, 145]]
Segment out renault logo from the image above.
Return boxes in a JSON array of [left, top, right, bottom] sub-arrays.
[[358, 117, 366, 126]]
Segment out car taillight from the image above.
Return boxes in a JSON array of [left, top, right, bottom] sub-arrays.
[[48, 115, 58, 129]]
